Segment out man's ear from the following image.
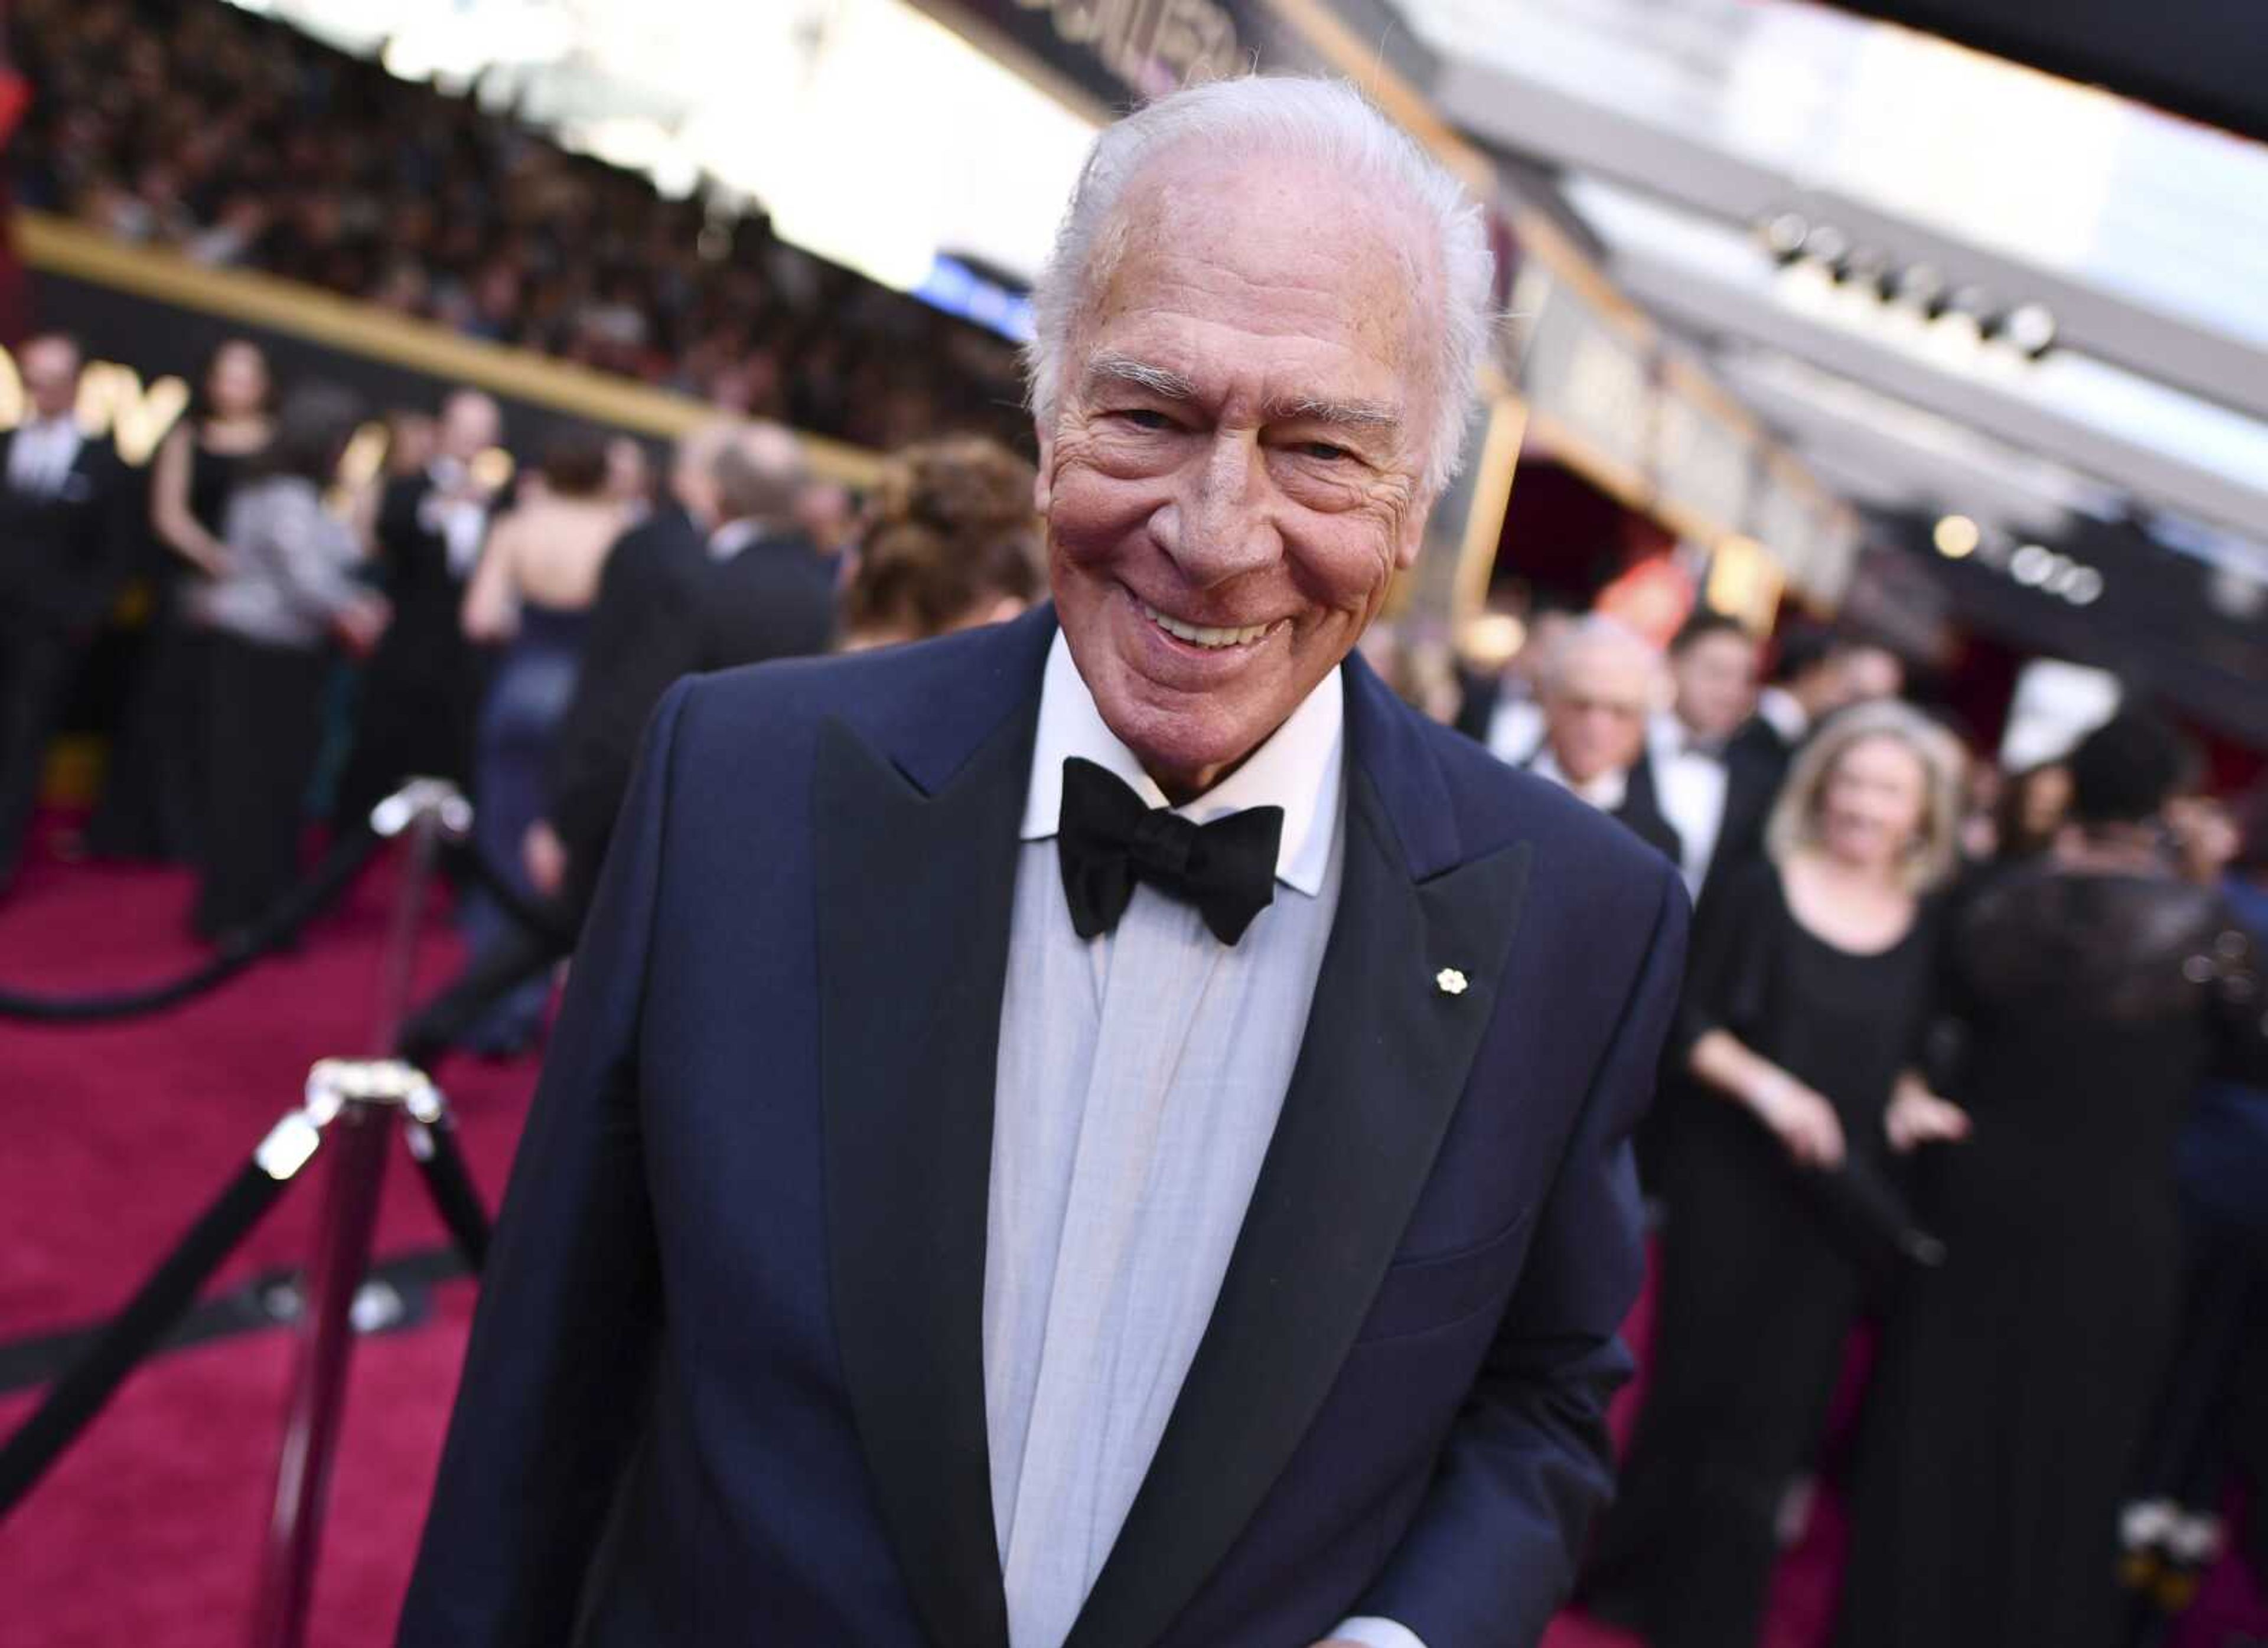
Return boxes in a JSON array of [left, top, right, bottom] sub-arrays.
[[1393, 495, 1429, 571], [1032, 425, 1054, 519]]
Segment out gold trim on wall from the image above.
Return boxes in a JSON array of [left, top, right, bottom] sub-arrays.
[[18, 213, 886, 487]]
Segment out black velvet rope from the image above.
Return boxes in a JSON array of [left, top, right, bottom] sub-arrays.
[[0, 825, 384, 1023], [0, 1157, 294, 1515], [403, 1113, 491, 1274]]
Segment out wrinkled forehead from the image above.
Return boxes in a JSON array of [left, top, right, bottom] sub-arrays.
[[1081, 149, 1436, 400]]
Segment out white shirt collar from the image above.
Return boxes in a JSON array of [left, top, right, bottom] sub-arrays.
[[1758, 686, 1809, 745], [708, 517, 766, 561], [1650, 710, 1725, 763], [1531, 746, 1629, 812], [1020, 628, 1344, 899]]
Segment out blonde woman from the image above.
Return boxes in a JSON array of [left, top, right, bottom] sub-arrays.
[[1585, 700, 1970, 1648]]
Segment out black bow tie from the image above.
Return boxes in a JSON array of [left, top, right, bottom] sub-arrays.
[[1057, 757, 1283, 945]]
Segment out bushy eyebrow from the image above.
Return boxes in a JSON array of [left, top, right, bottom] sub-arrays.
[[1261, 392, 1402, 433], [1083, 351, 1198, 402], [1084, 351, 1402, 438]]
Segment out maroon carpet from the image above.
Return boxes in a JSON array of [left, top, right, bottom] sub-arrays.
[[1, 820, 2260, 1647]]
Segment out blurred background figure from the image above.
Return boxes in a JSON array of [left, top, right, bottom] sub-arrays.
[[2120, 778, 2268, 1635], [331, 386, 501, 830], [450, 428, 627, 1055], [185, 383, 386, 938], [399, 431, 1040, 1067], [795, 477, 859, 561], [1454, 588, 1581, 763], [601, 434, 652, 517], [1992, 759, 2074, 871], [1651, 609, 1768, 908], [838, 435, 1040, 651], [1523, 613, 1682, 866], [1588, 701, 1970, 1648], [1836, 715, 2268, 1648], [1733, 622, 1908, 788], [0, 332, 127, 897], [87, 335, 274, 864], [541, 420, 833, 909]]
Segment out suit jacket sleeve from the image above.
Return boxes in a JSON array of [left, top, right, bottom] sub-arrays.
[[397, 678, 692, 1647], [1352, 864, 1690, 1647]]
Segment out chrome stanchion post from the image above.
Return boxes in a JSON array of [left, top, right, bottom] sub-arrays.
[[365, 778, 472, 1054], [249, 777, 467, 1648]]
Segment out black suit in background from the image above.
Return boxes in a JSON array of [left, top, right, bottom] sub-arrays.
[[397, 518, 833, 1065], [0, 427, 129, 886], [1614, 755, 1686, 871], [1519, 746, 1684, 872], [1693, 729, 1787, 918], [542, 501, 706, 902], [332, 471, 490, 830], [549, 521, 836, 905]]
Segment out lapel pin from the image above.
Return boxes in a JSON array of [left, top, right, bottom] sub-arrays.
[[1435, 967, 1469, 997]]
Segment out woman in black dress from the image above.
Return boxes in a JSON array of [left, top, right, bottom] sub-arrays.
[[86, 337, 273, 861], [186, 386, 389, 937], [1835, 716, 2268, 1648], [1585, 701, 1972, 1648]]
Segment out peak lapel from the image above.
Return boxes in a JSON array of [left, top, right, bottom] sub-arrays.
[[1065, 680, 1534, 1648], [817, 676, 1040, 1648]]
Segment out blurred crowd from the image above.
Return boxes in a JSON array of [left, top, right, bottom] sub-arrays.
[[1451, 592, 2268, 1648], [12, 0, 1032, 453], [0, 334, 1043, 1025]]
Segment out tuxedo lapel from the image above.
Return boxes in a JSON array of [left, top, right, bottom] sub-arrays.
[[1065, 663, 1534, 1648], [817, 616, 1054, 1648]]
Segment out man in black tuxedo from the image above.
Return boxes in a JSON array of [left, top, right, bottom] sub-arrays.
[[1648, 609, 1771, 914], [1524, 615, 1683, 869], [0, 334, 128, 890], [543, 420, 835, 911], [404, 78, 1686, 1648], [333, 389, 502, 828]]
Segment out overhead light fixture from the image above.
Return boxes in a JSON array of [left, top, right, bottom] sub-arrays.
[[1759, 211, 1810, 263], [2001, 302, 2058, 358], [2009, 543, 2058, 586], [1892, 263, 1947, 316], [1933, 514, 1980, 558], [2061, 566, 2104, 606]]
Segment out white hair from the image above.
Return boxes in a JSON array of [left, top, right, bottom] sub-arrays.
[[1025, 75, 1495, 500], [1540, 613, 1665, 699]]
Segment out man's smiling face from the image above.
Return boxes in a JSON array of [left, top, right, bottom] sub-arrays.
[[1039, 149, 1439, 801]]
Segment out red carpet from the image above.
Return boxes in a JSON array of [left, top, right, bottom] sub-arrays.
[[2, 818, 2262, 1647]]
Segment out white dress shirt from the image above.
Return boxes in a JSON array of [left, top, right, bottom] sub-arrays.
[[7, 416, 83, 497], [418, 457, 491, 578], [1485, 692, 1544, 767], [1529, 745, 1630, 813], [985, 632, 1420, 1648], [1647, 712, 1730, 898]]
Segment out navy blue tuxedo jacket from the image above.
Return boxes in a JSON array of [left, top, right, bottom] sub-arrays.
[[399, 606, 1688, 1648]]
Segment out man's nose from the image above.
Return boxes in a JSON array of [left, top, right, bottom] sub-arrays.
[[1153, 432, 1279, 587]]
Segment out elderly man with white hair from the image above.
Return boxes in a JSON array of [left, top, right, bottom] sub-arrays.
[[1526, 615, 1683, 868], [402, 76, 1687, 1648]]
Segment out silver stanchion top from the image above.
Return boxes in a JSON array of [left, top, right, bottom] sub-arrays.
[[368, 778, 474, 841], [304, 1058, 444, 1125]]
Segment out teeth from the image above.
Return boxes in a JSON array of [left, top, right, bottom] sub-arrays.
[[1139, 600, 1272, 649]]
